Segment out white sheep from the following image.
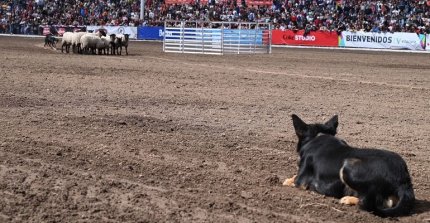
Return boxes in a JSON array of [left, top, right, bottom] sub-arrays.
[[71, 30, 106, 54], [113, 34, 130, 55], [61, 32, 74, 53], [80, 33, 100, 54], [96, 36, 111, 55], [98, 34, 117, 55], [71, 32, 86, 54]]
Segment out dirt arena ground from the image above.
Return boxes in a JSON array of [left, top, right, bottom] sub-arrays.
[[0, 36, 429, 222]]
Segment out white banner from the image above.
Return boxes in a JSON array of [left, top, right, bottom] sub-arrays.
[[86, 26, 138, 39], [339, 31, 426, 51], [339, 31, 392, 49], [390, 32, 425, 51]]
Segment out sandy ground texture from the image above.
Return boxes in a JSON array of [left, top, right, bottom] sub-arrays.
[[0, 36, 429, 223]]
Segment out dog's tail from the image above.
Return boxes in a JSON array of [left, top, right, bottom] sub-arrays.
[[374, 184, 415, 217], [341, 158, 415, 217]]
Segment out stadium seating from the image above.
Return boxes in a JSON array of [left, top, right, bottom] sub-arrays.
[[0, 0, 429, 35]]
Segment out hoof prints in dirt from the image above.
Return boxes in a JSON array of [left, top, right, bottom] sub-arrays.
[[0, 95, 53, 108], [69, 114, 219, 135], [0, 157, 177, 222]]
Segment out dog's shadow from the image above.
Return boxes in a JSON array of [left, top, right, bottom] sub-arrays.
[[414, 199, 430, 214]]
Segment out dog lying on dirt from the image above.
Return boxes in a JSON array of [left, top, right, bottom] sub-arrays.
[[283, 114, 415, 217]]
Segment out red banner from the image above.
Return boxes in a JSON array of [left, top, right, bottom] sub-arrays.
[[58, 27, 66, 36], [272, 30, 339, 47], [42, 26, 50, 35], [166, 0, 271, 5], [245, 0, 272, 5], [165, 0, 194, 4]]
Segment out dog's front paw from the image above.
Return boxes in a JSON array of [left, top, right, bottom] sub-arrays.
[[282, 175, 296, 187], [340, 196, 359, 205]]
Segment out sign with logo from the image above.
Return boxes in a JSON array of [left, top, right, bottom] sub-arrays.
[[272, 30, 338, 47], [42, 26, 50, 35], [339, 31, 426, 50], [58, 27, 66, 36], [87, 26, 138, 39], [137, 26, 165, 40], [338, 31, 392, 49], [223, 29, 263, 45], [391, 33, 425, 50]]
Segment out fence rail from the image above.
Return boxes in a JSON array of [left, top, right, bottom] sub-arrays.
[[163, 21, 272, 55]]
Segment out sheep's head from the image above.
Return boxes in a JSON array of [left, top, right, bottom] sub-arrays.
[[114, 36, 122, 45], [109, 34, 116, 42], [95, 29, 107, 37]]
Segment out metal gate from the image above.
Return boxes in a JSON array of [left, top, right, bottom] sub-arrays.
[[163, 21, 272, 55]]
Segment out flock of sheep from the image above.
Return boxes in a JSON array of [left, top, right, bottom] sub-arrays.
[[60, 30, 129, 55]]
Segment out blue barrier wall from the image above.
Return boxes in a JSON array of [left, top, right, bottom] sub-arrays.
[[137, 26, 164, 40], [223, 29, 263, 45], [138, 26, 264, 44]]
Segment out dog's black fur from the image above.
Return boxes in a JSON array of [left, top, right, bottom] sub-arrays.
[[289, 114, 415, 217], [44, 34, 58, 48]]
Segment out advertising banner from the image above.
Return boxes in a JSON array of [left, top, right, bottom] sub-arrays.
[[223, 29, 263, 45], [163, 27, 196, 41], [42, 26, 50, 35], [391, 33, 426, 50], [338, 31, 392, 49], [272, 30, 338, 47], [86, 26, 138, 39], [339, 31, 426, 51], [137, 26, 164, 40], [165, 0, 193, 4], [40, 25, 86, 36]]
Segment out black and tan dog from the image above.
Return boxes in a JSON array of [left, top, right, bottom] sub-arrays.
[[44, 34, 58, 49], [283, 114, 415, 217]]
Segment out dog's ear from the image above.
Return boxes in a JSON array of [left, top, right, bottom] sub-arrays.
[[325, 115, 338, 129], [322, 115, 338, 135], [292, 114, 307, 137]]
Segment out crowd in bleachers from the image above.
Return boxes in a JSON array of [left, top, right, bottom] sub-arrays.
[[1, 0, 429, 35]]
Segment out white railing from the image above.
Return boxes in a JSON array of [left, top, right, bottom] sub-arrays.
[[163, 21, 272, 55]]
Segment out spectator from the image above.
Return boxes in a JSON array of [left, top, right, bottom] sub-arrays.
[[0, 14, 7, 33]]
